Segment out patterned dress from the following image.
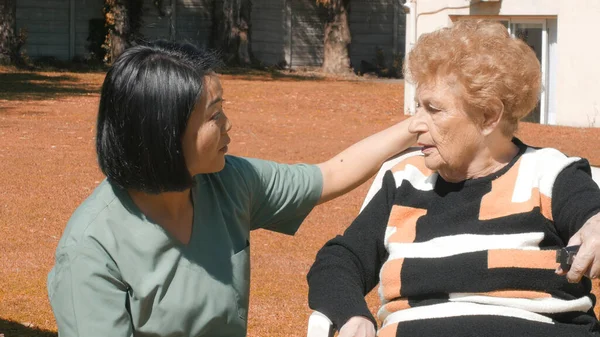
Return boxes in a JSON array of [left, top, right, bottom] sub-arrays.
[[308, 139, 600, 337]]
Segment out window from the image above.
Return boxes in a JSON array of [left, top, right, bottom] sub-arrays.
[[503, 19, 557, 124], [467, 18, 558, 125]]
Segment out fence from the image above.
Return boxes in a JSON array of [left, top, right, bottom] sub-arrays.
[[15, 0, 405, 71]]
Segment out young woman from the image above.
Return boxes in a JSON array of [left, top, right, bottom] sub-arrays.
[[47, 41, 416, 337]]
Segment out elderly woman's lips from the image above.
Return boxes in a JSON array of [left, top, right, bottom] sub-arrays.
[[421, 145, 435, 154]]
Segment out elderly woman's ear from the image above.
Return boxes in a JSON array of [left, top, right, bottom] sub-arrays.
[[480, 98, 505, 136]]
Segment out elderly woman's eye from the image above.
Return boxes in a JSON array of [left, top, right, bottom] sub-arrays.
[[427, 104, 441, 112], [212, 111, 223, 120]]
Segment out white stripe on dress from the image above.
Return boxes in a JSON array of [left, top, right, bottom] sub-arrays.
[[360, 150, 421, 212], [392, 166, 437, 191], [449, 293, 593, 313], [383, 227, 397, 246], [512, 148, 579, 202], [386, 232, 544, 259], [381, 302, 555, 329]]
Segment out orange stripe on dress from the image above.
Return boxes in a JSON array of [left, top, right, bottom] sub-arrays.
[[487, 249, 557, 270], [539, 192, 552, 222], [390, 155, 433, 176], [382, 299, 412, 313], [479, 160, 553, 221], [387, 206, 427, 244], [378, 323, 399, 337], [463, 290, 552, 299], [381, 258, 404, 301]]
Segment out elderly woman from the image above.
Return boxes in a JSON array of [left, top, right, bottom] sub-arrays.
[[307, 20, 600, 337], [46, 41, 417, 337]]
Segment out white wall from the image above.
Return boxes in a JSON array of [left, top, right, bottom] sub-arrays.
[[555, 0, 600, 127], [405, 0, 600, 128]]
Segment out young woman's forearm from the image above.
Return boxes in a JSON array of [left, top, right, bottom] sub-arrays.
[[316, 117, 416, 204]]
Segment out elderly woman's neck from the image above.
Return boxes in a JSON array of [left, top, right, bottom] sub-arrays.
[[442, 134, 519, 183]]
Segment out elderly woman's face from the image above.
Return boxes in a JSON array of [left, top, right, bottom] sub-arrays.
[[182, 74, 232, 176], [409, 82, 485, 180]]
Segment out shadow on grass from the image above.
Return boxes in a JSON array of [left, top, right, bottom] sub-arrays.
[[0, 72, 99, 101], [0, 319, 57, 337], [219, 67, 327, 82]]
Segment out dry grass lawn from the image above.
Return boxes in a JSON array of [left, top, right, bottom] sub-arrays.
[[1, 66, 599, 336]]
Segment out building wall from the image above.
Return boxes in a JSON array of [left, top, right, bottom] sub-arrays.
[[289, 0, 327, 68], [406, 0, 600, 127], [413, 0, 560, 36], [16, 0, 71, 60], [249, 0, 405, 70], [249, 0, 327, 69], [251, 0, 288, 66], [74, 0, 104, 58], [140, 0, 172, 41], [554, 0, 600, 127], [349, 0, 405, 72], [14, 0, 405, 78], [16, 0, 213, 60], [175, 0, 212, 48]]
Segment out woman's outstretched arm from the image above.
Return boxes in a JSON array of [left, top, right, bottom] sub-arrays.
[[316, 117, 415, 204]]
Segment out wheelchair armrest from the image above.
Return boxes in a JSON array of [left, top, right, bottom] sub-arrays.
[[307, 311, 334, 337]]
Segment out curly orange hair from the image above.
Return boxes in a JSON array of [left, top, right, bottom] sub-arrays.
[[404, 19, 541, 136]]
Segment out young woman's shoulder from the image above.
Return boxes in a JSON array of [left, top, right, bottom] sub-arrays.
[[56, 179, 143, 254]]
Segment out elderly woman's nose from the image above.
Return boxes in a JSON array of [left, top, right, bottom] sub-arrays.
[[408, 114, 426, 134]]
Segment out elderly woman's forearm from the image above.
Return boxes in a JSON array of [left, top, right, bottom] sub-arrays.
[[316, 118, 415, 204]]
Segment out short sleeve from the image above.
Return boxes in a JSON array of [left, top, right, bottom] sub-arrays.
[[232, 157, 323, 235], [47, 244, 133, 337], [552, 159, 600, 243]]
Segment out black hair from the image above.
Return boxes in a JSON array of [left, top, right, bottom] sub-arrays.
[[96, 40, 221, 193]]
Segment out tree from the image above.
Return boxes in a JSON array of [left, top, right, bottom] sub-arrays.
[[318, 0, 351, 74], [103, 0, 143, 64], [212, 0, 252, 65], [0, 0, 26, 65]]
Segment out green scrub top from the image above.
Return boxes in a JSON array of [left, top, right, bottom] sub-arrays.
[[47, 156, 323, 337]]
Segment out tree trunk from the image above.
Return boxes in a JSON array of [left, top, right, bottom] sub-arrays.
[[104, 0, 131, 63], [213, 0, 252, 65], [110, 2, 129, 62], [322, 0, 351, 74], [104, 0, 142, 63], [0, 0, 20, 64]]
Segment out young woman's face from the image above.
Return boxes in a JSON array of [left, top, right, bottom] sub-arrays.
[[182, 74, 232, 176]]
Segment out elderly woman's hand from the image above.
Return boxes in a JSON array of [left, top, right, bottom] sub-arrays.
[[559, 212, 600, 282], [338, 316, 376, 337]]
